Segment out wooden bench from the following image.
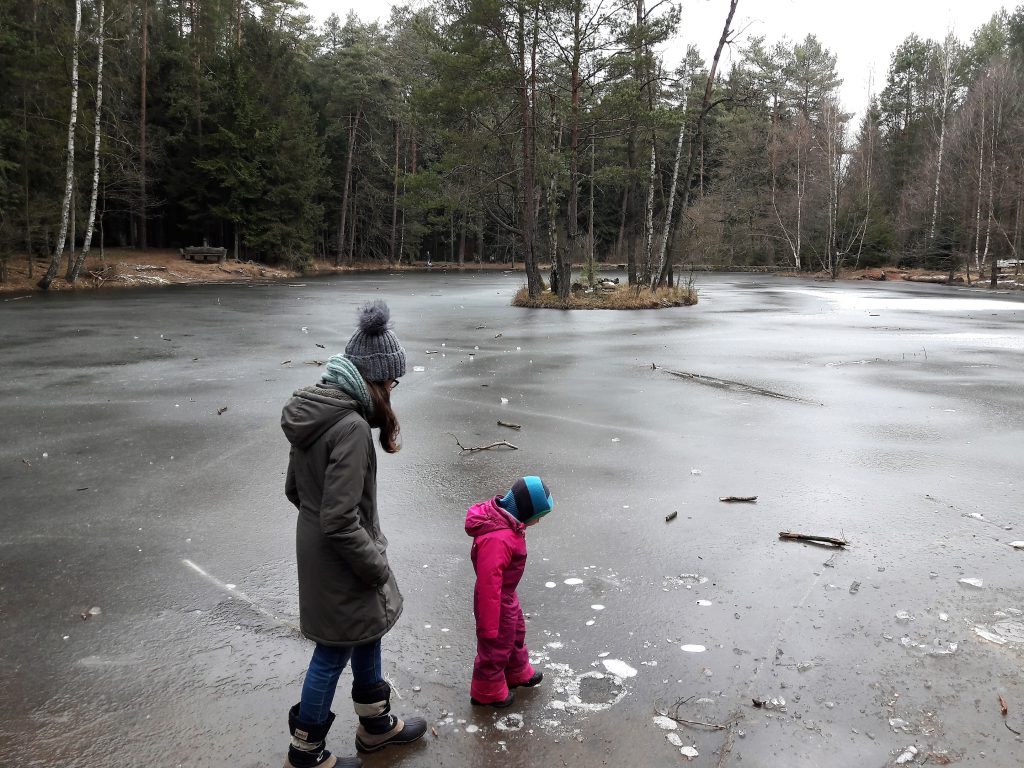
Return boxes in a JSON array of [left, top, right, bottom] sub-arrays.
[[180, 246, 228, 264]]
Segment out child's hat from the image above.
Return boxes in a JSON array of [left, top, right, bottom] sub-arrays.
[[497, 476, 553, 523]]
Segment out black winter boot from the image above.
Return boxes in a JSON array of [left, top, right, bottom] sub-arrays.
[[352, 681, 427, 754], [284, 704, 360, 768]]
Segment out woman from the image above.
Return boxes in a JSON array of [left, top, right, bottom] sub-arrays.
[[280, 301, 425, 768]]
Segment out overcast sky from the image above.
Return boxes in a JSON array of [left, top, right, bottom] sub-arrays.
[[300, 0, 1013, 114]]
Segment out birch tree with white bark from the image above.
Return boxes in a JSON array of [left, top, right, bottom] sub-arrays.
[[38, 0, 82, 290], [68, 0, 106, 283]]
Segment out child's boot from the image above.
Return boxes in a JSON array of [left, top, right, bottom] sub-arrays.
[[284, 704, 359, 768], [510, 671, 543, 689], [352, 681, 427, 753], [471, 690, 516, 708]]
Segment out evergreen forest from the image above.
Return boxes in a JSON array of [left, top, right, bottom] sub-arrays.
[[2, 0, 1023, 295]]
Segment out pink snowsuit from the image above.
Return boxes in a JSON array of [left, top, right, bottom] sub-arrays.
[[466, 498, 537, 703]]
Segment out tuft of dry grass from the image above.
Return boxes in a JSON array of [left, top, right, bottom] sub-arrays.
[[512, 283, 698, 310]]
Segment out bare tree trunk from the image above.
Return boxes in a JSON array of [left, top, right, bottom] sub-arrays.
[[458, 217, 466, 267], [855, 83, 875, 269], [653, 109, 687, 288], [928, 35, 953, 244], [981, 87, 1000, 270], [347, 194, 357, 262], [547, 107, 560, 293], [139, 0, 148, 250], [587, 128, 596, 285], [641, 141, 656, 286], [23, 76, 34, 279], [796, 140, 803, 270], [654, 0, 739, 287], [389, 120, 400, 266], [337, 108, 361, 266], [69, 0, 106, 283], [973, 92, 985, 273], [476, 213, 484, 264], [39, 0, 82, 290], [560, 0, 583, 301], [519, 1, 542, 297], [615, 187, 627, 264]]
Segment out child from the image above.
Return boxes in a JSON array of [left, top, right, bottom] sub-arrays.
[[465, 476, 553, 707]]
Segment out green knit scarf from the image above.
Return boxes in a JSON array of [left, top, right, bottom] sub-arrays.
[[322, 354, 373, 415]]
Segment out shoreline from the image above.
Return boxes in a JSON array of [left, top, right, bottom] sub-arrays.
[[3, 250, 1021, 296]]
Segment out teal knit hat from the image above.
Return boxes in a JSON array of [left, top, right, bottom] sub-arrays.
[[322, 354, 372, 415], [497, 476, 553, 523]]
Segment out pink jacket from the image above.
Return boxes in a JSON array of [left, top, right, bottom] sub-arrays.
[[465, 498, 527, 639]]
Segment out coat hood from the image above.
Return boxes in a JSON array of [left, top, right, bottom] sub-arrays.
[[281, 385, 361, 449], [465, 498, 525, 538]]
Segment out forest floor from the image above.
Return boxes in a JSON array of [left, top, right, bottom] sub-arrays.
[[3, 249, 1022, 295]]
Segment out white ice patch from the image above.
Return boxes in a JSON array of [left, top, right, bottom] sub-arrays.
[[413, 365, 425, 372], [564, 578, 584, 586], [652, 715, 678, 731], [464, 724, 479, 733], [974, 620, 1024, 645], [546, 642, 564, 650], [680, 644, 706, 653], [959, 577, 984, 588], [545, 661, 629, 718], [789, 288, 1021, 315], [665, 573, 708, 590], [695, 600, 712, 606], [545, 582, 557, 588], [1008, 541, 1024, 549], [590, 605, 605, 611], [597, 652, 609, 658], [666, 733, 683, 747], [680, 745, 699, 759], [601, 659, 637, 678], [494, 714, 524, 732], [894, 746, 918, 764]]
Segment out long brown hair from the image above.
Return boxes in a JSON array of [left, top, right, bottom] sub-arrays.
[[366, 380, 401, 453]]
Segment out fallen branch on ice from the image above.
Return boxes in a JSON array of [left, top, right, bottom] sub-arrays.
[[720, 496, 757, 503], [779, 531, 848, 548]]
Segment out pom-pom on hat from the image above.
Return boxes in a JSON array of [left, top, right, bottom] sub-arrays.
[[497, 476, 553, 524], [344, 301, 407, 383]]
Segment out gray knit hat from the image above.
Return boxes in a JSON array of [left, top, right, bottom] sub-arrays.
[[344, 301, 406, 382]]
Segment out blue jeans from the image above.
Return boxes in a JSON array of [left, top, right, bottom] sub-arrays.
[[299, 640, 383, 725]]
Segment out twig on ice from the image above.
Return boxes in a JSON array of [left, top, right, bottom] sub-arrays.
[[449, 433, 518, 453], [654, 698, 733, 730]]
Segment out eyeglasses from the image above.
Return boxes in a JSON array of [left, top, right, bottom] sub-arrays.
[[389, 380, 399, 390]]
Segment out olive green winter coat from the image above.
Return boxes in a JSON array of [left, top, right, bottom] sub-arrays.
[[281, 384, 403, 646]]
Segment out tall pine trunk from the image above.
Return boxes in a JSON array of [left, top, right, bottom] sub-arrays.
[[39, 0, 82, 290], [518, 1, 542, 297], [139, 0, 148, 250]]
